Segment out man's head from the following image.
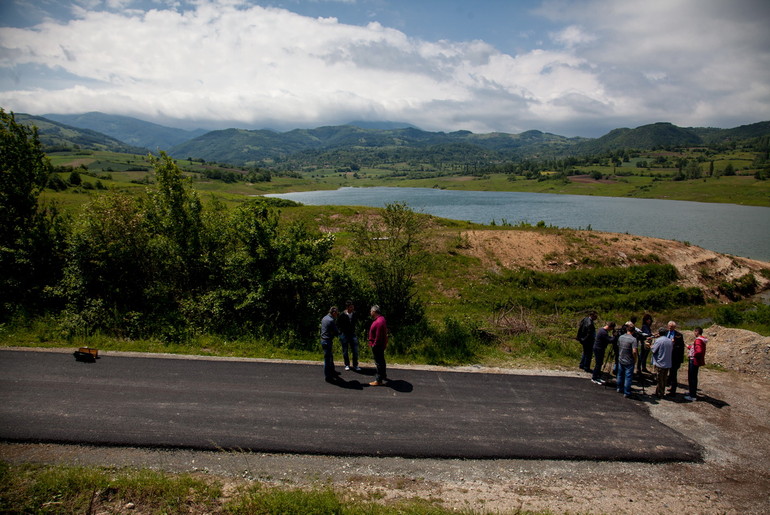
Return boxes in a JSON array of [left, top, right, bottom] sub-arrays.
[[625, 322, 635, 334], [329, 306, 338, 318], [605, 321, 616, 330], [370, 305, 381, 318], [345, 300, 354, 313], [589, 310, 598, 320], [668, 321, 677, 331], [694, 327, 703, 337], [658, 327, 668, 336]]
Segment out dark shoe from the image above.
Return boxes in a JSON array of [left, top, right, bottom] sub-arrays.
[[325, 376, 337, 383]]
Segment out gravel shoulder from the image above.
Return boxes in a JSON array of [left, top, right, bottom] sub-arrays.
[[2, 348, 769, 514]]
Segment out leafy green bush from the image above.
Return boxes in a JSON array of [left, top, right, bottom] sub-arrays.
[[718, 273, 758, 300], [715, 304, 744, 325], [491, 264, 701, 313]]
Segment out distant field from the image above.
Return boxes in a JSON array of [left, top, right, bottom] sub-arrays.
[[41, 149, 770, 209]]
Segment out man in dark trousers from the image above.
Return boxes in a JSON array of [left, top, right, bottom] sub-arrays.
[[320, 306, 340, 383], [337, 300, 361, 371], [367, 305, 388, 386], [666, 320, 685, 396], [576, 311, 598, 372], [651, 327, 673, 398], [591, 321, 616, 385]]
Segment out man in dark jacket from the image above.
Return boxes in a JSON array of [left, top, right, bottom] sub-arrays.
[[336, 300, 361, 371], [666, 320, 685, 396], [576, 311, 598, 372], [320, 306, 340, 382], [591, 321, 616, 384]]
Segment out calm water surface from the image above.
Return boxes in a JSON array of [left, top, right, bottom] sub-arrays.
[[266, 187, 770, 262]]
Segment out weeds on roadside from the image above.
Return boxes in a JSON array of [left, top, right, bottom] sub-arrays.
[[0, 462, 549, 514]]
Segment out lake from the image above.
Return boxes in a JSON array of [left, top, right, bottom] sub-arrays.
[[265, 187, 770, 262]]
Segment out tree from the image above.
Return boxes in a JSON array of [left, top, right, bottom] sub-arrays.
[[143, 151, 205, 293], [351, 202, 427, 343], [0, 109, 65, 318], [68, 170, 82, 186], [58, 193, 153, 336], [684, 160, 702, 179]]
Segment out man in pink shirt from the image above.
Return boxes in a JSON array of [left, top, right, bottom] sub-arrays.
[[368, 305, 388, 386]]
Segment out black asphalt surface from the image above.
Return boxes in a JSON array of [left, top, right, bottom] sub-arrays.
[[0, 349, 702, 461]]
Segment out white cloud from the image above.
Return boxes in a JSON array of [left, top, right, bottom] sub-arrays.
[[0, 0, 768, 136]]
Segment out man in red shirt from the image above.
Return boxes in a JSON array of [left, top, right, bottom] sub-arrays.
[[368, 305, 388, 386]]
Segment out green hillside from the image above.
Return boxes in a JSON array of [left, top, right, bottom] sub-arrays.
[[14, 114, 146, 154], [43, 111, 206, 150], [168, 124, 580, 166]]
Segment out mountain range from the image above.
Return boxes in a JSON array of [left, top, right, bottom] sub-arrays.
[[12, 111, 770, 167]]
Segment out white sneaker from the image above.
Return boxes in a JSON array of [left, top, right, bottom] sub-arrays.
[[684, 395, 696, 401], [344, 366, 350, 371], [354, 366, 362, 371]]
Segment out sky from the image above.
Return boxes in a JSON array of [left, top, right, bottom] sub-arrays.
[[1, 0, 769, 137]]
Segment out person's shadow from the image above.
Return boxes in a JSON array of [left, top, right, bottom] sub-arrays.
[[329, 377, 365, 390], [345, 368, 414, 393], [696, 394, 729, 408], [382, 379, 413, 393]]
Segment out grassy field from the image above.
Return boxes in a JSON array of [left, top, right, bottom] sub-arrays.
[[42, 149, 770, 209], [1, 462, 494, 514]]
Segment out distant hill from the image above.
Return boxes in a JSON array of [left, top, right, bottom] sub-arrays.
[[168, 124, 582, 166], [43, 112, 207, 151], [12, 111, 770, 166], [574, 122, 702, 154], [697, 121, 770, 143], [14, 114, 147, 154], [574, 121, 770, 154]]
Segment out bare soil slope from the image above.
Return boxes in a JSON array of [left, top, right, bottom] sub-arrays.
[[461, 229, 770, 298]]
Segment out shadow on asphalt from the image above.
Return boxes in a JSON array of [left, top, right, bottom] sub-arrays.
[[595, 371, 730, 408]]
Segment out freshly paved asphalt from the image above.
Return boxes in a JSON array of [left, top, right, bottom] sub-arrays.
[[0, 349, 702, 462]]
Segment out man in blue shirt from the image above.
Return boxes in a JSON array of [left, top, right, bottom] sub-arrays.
[[651, 327, 673, 398]]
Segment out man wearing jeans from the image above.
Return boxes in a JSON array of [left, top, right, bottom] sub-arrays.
[[616, 322, 639, 398], [651, 327, 673, 398]]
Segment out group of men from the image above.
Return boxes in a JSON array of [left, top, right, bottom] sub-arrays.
[[320, 301, 389, 386], [576, 311, 708, 401]]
